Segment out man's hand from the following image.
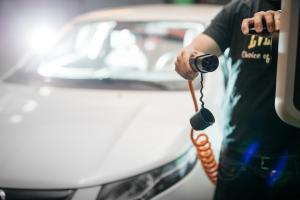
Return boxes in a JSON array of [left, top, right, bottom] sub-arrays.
[[175, 47, 202, 80], [241, 10, 281, 35], [175, 34, 222, 80]]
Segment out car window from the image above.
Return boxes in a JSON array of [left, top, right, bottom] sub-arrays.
[[7, 21, 204, 90]]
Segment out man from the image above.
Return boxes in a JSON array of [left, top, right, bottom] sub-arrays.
[[175, 0, 300, 199]]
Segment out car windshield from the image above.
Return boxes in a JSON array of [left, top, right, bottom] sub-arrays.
[[6, 21, 204, 90]]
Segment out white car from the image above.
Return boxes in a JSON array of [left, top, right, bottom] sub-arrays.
[[0, 4, 222, 200]]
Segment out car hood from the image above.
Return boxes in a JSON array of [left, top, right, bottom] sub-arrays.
[[0, 82, 193, 189]]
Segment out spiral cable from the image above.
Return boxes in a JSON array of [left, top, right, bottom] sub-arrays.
[[199, 73, 205, 108], [188, 80, 218, 184]]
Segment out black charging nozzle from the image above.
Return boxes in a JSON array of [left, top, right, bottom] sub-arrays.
[[189, 54, 219, 73], [189, 54, 219, 131]]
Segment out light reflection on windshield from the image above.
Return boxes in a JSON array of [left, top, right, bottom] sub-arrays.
[[38, 21, 204, 82], [6, 21, 204, 90]]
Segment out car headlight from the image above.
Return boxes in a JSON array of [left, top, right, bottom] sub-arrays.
[[97, 147, 197, 200]]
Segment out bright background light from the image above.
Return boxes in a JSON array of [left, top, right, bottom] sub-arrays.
[[27, 25, 57, 54]]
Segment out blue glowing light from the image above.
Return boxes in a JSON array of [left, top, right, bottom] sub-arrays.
[[242, 142, 260, 166], [267, 152, 288, 187]]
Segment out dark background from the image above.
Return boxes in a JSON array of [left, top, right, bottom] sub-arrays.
[[0, 0, 229, 75]]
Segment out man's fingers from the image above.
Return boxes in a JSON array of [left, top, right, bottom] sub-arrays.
[[274, 11, 281, 31], [175, 61, 188, 79], [264, 11, 275, 33], [182, 50, 195, 74], [254, 12, 264, 33], [175, 50, 198, 80], [175, 56, 185, 76], [241, 18, 254, 35], [242, 10, 281, 35], [175, 64, 197, 80]]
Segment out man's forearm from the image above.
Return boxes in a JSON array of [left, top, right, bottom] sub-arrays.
[[187, 34, 222, 57]]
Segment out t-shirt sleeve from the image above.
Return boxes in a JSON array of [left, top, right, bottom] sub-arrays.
[[203, 1, 240, 53]]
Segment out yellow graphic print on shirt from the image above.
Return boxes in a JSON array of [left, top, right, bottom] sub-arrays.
[[241, 35, 272, 64]]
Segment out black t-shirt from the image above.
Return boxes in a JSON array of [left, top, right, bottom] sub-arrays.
[[203, 0, 300, 156]]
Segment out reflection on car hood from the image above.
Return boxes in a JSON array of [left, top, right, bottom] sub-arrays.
[[0, 82, 193, 189]]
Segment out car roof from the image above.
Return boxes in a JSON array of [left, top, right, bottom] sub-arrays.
[[72, 4, 222, 24]]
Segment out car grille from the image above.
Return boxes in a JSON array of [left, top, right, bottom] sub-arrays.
[[0, 188, 75, 200]]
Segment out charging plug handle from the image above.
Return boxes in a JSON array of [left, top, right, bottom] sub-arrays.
[[189, 54, 219, 73]]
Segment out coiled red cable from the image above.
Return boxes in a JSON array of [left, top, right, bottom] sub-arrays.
[[188, 80, 218, 184]]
